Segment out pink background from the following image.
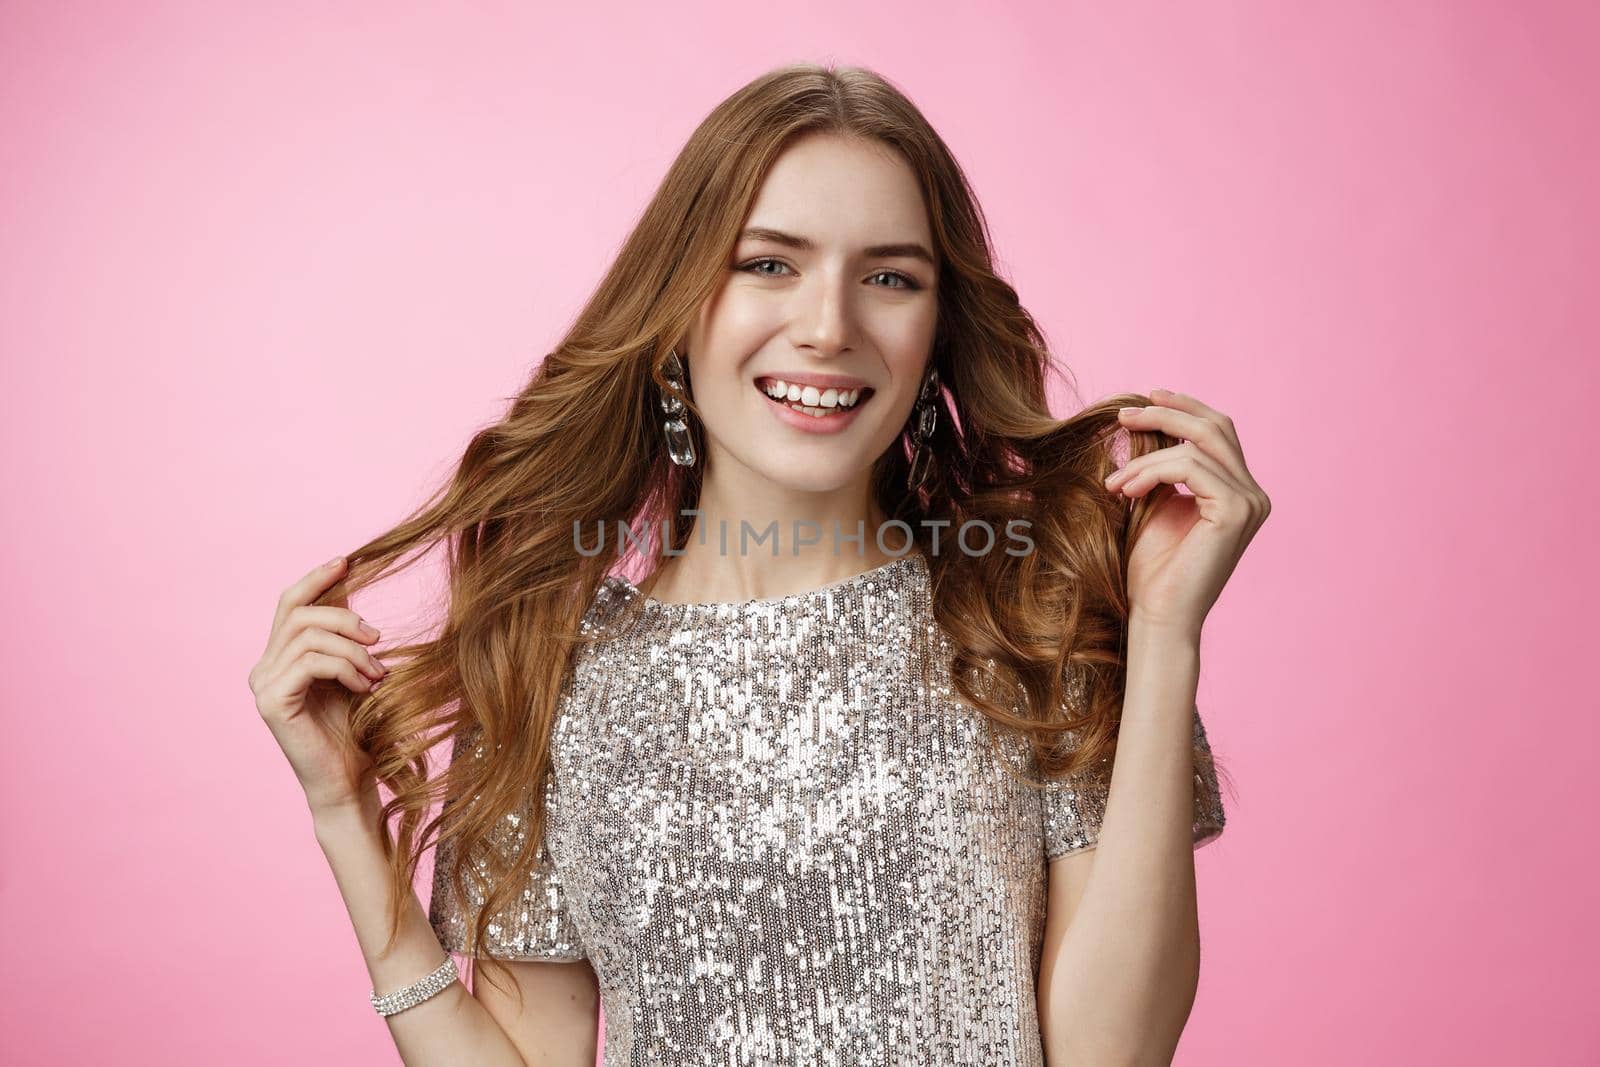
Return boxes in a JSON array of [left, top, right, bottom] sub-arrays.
[[3, 2, 1595, 1064]]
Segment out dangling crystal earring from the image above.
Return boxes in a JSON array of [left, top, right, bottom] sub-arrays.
[[905, 365, 941, 491], [659, 347, 697, 467]]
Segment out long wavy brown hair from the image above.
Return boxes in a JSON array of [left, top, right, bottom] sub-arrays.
[[317, 61, 1231, 1000]]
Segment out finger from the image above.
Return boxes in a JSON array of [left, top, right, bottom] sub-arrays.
[[1147, 388, 1234, 439], [1118, 401, 1251, 485], [1114, 445, 1271, 524], [1146, 388, 1245, 459], [271, 556, 352, 644], [1104, 440, 1200, 489], [293, 605, 382, 646], [288, 626, 389, 681], [257, 626, 388, 696], [1126, 398, 1271, 513], [287, 650, 379, 714], [265, 603, 381, 665], [1118, 451, 1251, 519]]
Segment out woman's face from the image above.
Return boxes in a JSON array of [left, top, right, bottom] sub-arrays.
[[682, 132, 940, 497]]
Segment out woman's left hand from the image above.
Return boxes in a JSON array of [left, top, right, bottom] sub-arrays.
[[1103, 388, 1271, 638]]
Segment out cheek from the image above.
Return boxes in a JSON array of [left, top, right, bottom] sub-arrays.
[[882, 311, 937, 374], [694, 299, 782, 377], [706, 285, 783, 337], [880, 296, 937, 346]]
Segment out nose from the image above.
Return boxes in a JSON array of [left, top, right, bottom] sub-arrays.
[[786, 268, 856, 358]]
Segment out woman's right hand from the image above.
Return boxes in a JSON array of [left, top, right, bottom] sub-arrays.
[[248, 556, 389, 815]]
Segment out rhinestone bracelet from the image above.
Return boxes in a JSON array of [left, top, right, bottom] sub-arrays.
[[369, 955, 461, 1017]]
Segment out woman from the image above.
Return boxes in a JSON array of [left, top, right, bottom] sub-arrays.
[[249, 63, 1268, 1065]]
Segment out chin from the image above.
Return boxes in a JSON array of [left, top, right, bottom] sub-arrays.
[[770, 466, 867, 496], [743, 449, 872, 497]]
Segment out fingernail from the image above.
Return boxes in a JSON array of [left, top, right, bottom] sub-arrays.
[[1118, 407, 1140, 417], [326, 556, 344, 568], [360, 621, 380, 638]]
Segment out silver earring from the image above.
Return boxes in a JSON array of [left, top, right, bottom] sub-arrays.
[[905, 366, 941, 491], [659, 347, 697, 467]]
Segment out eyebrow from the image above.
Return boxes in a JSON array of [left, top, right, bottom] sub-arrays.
[[739, 227, 937, 266]]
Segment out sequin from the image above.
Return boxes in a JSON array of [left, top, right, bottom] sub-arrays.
[[430, 551, 1225, 1064]]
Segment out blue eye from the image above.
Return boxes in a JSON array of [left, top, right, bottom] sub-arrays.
[[736, 258, 922, 291], [739, 257, 791, 277], [867, 270, 919, 290]]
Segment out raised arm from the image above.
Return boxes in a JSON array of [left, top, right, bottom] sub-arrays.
[[250, 556, 598, 1065], [1036, 625, 1217, 1065], [313, 797, 600, 1066]]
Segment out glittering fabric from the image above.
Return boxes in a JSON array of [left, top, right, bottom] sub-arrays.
[[430, 551, 1224, 1065]]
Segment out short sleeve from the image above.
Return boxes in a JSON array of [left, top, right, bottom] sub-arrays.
[[1041, 704, 1226, 860], [428, 740, 586, 961]]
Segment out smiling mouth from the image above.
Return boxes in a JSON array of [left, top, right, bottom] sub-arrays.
[[754, 377, 875, 418]]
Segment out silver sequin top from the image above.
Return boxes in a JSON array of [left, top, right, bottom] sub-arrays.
[[430, 551, 1225, 1065]]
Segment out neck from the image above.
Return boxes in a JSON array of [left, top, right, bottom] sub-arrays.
[[639, 465, 910, 605]]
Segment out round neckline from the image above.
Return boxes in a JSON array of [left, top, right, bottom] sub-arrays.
[[617, 551, 926, 612]]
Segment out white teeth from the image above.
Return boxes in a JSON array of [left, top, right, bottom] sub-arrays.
[[759, 378, 865, 412]]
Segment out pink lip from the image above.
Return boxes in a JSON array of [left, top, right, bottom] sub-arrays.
[[755, 380, 872, 435]]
